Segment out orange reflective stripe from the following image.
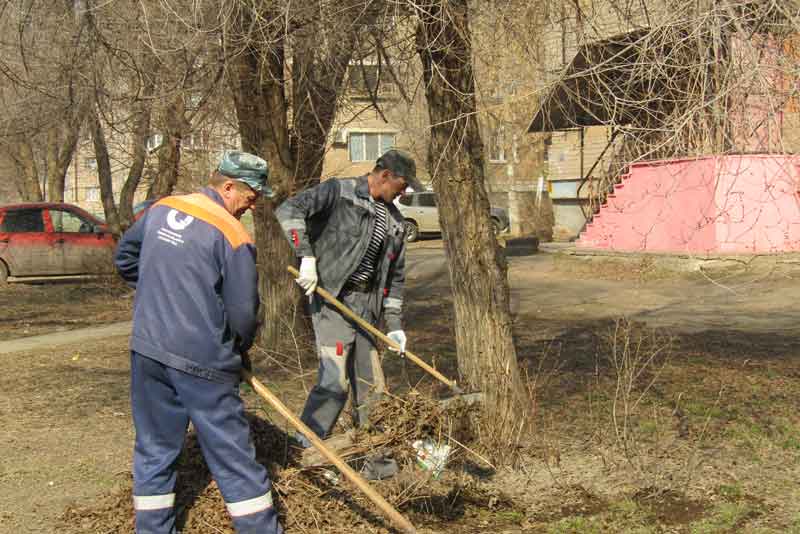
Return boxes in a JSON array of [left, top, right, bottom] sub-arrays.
[[156, 194, 253, 249]]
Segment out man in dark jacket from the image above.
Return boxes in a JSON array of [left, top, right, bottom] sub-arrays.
[[115, 151, 283, 534], [275, 150, 420, 478]]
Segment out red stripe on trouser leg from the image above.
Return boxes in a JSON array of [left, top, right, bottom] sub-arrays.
[[383, 288, 389, 297], [291, 229, 299, 247], [336, 342, 343, 356]]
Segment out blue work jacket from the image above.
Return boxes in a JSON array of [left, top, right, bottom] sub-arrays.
[[115, 187, 259, 384]]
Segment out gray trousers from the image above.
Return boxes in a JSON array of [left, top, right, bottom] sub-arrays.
[[300, 290, 386, 439]]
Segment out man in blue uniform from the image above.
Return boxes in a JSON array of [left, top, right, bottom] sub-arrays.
[[115, 151, 283, 534], [275, 150, 420, 479]]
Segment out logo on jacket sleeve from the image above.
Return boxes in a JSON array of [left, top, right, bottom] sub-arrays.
[[157, 209, 194, 246]]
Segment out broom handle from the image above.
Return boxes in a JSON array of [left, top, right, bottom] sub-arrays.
[[242, 370, 417, 534], [287, 266, 460, 393]]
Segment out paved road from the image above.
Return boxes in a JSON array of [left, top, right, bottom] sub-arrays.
[[405, 242, 800, 336], [0, 321, 131, 354], [6, 242, 799, 353]]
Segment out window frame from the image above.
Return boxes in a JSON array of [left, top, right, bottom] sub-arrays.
[[146, 134, 164, 152], [347, 131, 397, 162], [85, 186, 100, 202], [488, 125, 507, 164]]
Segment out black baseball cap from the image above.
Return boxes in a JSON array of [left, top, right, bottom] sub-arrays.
[[376, 149, 422, 191]]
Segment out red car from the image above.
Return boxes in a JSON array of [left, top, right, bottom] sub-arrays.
[[0, 203, 115, 283]]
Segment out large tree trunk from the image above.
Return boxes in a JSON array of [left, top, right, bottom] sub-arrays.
[[147, 96, 186, 199], [9, 139, 43, 201], [119, 73, 156, 228], [90, 110, 122, 236], [46, 101, 87, 202], [227, 2, 380, 353], [228, 29, 307, 352], [417, 0, 528, 452]]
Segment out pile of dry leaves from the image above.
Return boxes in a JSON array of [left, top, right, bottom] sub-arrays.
[[59, 393, 484, 534]]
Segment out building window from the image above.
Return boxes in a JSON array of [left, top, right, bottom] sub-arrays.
[[146, 134, 163, 152], [85, 187, 100, 201], [85, 157, 97, 170], [348, 132, 396, 162], [512, 134, 520, 164], [489, 126, 506, 163], [183, 131, 206, 151]]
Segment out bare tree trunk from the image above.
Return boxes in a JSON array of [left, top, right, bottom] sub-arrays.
[[147, 96, 186, 199], [227, 3, 377, 352], [228, 30, 307, 352], [45, 106, 86, 202], [417, 0, 528, 453], [9, 139, 43, 201], [89, 110, 121, 235], [119, 74, 156, 228]]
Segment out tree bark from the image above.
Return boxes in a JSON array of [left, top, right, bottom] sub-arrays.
[[45, 106, 86, 202], [90, 109, 122, 236], [147, 96, 186, 199], [226, 2, 380, 352], [417, 0, 528, 451], [228, 27, 306, 352], [8, 139, 43, 201], [119, 71, 156, 228]]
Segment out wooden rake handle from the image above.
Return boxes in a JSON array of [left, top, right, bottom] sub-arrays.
[[287, 265, 461, 393], [242, 370, 417, 534]]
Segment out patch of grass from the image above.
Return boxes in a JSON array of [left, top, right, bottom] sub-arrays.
[[775, 419, 800, 451], [717, 483, 744, 501], [494, 510, 525, 523], [683, 400, 727, 420], [724, 420, 769, 453], [637, 419, 659, 436], [690, 502, 754, 534], [609, 498, 640, 517], [548, 516, 603, 534]]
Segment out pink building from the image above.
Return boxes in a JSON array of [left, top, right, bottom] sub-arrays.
[[578, 155, 800, 253]]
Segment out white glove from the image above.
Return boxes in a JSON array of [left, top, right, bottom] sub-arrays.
[[295, 257, 318, 296], [386, 330, 407, 355]]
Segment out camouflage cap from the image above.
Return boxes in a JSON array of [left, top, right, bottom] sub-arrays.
[[217, 150, 273, 196], [376, 149, 422, 191]]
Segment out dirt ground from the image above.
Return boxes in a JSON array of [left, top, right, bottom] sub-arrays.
[[4, 244, 800, 533], [0, 277, 132, 341]]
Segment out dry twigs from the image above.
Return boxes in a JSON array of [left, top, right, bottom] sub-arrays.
[[58, 393, 479, 534]]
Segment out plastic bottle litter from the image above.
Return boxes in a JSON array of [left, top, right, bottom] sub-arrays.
[[321, 469, 340, 485], [411, 438, 451, 478]]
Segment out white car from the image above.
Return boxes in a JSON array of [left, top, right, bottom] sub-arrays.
[[394, 191, 510, 242]]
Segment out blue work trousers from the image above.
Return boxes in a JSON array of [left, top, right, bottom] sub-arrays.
[[130, 351, 283, 534]]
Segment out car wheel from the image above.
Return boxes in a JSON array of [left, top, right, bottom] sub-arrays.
[[404, 220, 419, 242], [0, 261, 8, 286]]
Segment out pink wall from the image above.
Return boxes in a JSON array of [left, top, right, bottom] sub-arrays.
[[714, 156, 800, 252], [578, 155, 800, 253]]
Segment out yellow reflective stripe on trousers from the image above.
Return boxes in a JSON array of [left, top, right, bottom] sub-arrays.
[[133, 493, 175, 510], [226, 493, 273, 517]]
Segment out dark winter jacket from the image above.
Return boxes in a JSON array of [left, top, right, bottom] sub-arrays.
[[274, 176, 406, 331], [114, 187, 259, 384]]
